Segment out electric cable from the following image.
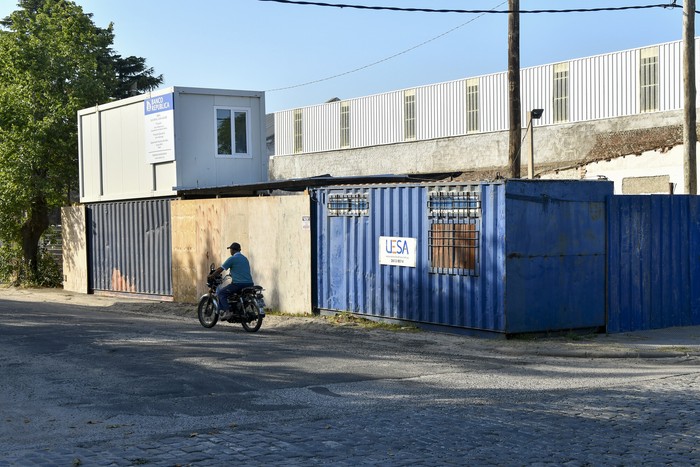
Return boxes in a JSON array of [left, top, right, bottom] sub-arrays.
[[259, 0, 688, 14], [266, 1, 507, 92]]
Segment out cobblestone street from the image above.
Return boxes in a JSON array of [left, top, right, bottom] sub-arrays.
[[0, 288, 699, 466]]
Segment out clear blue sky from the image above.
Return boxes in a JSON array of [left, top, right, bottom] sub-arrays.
[[0, 0, 686, 113]]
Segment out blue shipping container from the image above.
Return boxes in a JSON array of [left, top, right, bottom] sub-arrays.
[[312, 180, 613, 335]]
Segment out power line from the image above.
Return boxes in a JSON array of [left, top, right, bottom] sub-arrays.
[[263, 0, 687, 94], [266, 1, 508, 92], [259, 0, 684, 14]]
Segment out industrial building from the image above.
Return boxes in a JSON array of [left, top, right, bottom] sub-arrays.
[[270, 38, 699, 194]]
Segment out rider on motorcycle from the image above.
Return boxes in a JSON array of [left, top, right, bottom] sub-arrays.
[[207, 242, 254, 319]]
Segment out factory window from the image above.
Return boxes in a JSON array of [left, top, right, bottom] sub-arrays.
[[640, 47, 659, 113], [293, 109, 303, 153], [216, 107, 250, 157], [404, 89, 416, 141], [340, 101, 350, 148], [553, 62, 569, 123], [466, 79, 479, 133]]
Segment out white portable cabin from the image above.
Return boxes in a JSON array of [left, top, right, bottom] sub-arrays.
[[78, 86, 268, 203]]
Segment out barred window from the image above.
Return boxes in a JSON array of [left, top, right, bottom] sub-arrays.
[[328, 193, 369, 216], [466, 78, 479, 133], [553, 62, 569, 123], [429, 222, 479, 275], [340, 101, 350, 148], [640, 47, 659, 113], [404, 89, 416, 141], [428, 188, 481, 276]]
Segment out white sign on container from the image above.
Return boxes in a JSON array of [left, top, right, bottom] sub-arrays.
[[144, 93, 175, 164], [379, 236, 417, 268]]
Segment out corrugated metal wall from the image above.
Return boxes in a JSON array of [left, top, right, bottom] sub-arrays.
[[274, 39, 691, 156], [314, 181, 617, 335], [87, 198, 173, 297], [313, 183, 507, 333], [504, 180, 611, 333], [607, 196, 700, 333], [416, 80, 466, 139]]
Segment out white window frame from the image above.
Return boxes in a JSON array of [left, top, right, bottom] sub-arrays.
[[466, 78, 479, 133], [214, 106, 252, 159], [404, 89, 416, 141], [340, 101, 351, 148], [553, 62, 569, 123], [293, 108, 303, 153], [640, 47, 659, 113]]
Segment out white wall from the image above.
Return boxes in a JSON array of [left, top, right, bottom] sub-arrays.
[[571, 145, 700, 194], [78, 87, 267, 203]]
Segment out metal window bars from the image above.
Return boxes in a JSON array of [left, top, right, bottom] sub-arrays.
[[328, 193, 370, 216], [428, 189, 481, 219], [428, 188, 481, 275]]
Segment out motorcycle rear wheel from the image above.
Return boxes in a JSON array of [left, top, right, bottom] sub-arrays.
[[241, 301, 263, 332], [198, 296, 219, 328]]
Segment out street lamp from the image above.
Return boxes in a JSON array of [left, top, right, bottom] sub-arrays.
[[528, 109, 544, 179]]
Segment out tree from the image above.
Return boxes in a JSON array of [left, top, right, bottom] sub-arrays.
[[0, 0, 163, 283]]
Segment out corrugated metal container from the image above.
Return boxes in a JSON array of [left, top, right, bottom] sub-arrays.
[[503, 180, 611, 332], [78, 87, 267, 203], [313, 180, 612, 335], [607, 195, 700, 332], [87, 198, 173, 297]]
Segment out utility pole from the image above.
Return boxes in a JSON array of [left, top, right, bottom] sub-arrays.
[[508, 0, 521, 178], [683, 0, 697, 194]]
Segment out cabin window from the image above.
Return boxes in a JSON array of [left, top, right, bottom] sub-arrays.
[[215, 107, 250, 157]]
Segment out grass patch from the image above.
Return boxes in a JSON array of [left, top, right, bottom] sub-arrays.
[[321, 312, 420, 332]]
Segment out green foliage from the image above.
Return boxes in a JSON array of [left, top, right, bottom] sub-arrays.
[[0, 238, 62, 287], [0, 0, 162, 284]]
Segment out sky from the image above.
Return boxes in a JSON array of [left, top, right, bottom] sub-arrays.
[[0, 0, 687, 113]]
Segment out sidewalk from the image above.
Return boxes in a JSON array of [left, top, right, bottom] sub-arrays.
[[2, 286, 700, 359], [492, 326, 700, 359]]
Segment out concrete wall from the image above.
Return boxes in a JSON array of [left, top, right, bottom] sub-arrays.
[[270, 110, 694, 192], [542, 144, 700, 194], [171, 194, 312, 314], [61, 205, 88, 294]]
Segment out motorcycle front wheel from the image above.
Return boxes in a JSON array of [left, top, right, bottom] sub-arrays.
[[241, 301, 263, 332], [198, 296, 219, 328]]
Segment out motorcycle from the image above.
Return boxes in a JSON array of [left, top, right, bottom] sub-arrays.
[[197, 264, 266, 332]]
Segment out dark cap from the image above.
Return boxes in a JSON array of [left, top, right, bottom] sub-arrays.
[[227, 242, 241, 251]]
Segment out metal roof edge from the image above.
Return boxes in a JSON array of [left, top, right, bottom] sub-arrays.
[[174, 173, 465, 198]]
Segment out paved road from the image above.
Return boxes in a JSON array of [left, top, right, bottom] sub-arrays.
[[0, 289, 699, 466]]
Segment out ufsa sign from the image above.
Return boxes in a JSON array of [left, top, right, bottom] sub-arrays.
[[379, 236, 417, 268]]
